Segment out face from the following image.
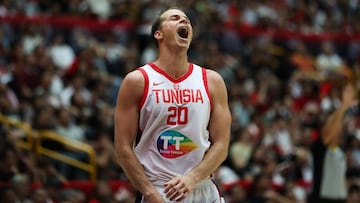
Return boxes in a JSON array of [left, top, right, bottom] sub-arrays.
[[155, 9, 193, 49]]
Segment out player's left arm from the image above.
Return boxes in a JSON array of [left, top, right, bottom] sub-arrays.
[[187, 69, 231, 181], [164, 69, 231, 201]]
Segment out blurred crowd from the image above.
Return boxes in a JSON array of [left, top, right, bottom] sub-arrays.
[[0, 0, 360, 202]]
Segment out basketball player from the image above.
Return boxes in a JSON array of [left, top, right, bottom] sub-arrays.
[[114, 8, 231, 203]]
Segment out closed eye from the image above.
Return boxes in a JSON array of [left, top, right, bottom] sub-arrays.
[[170, 14, 190, 23], [170, 15, 180, 20]]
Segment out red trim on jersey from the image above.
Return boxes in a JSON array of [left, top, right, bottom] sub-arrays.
[[149, 63, 194, 83], [202, 68, 212, 111], [137, 68, 149, 109], [211, 178, 223, 201]]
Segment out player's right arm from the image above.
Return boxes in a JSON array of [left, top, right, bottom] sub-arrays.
[[114, 70, 164, 202]]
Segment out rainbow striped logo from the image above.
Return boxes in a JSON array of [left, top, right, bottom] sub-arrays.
[[157, 130, 198, 158]]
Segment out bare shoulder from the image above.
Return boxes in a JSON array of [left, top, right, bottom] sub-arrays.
[[205, 69, 227, 95], [122, 69, 145, 86], [117, 69, 145, 103], [205, 69, 224, 84]]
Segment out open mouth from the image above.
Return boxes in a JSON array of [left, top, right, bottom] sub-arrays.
[[177, 26, 189, 39]]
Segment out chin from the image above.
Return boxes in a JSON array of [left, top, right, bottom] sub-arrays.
[[177, 44, 190, 51], [173, 43, 189, 50], [176, 39, 191, 48]]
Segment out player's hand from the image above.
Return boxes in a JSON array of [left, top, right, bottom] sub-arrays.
[[164, 176, 196, 201]]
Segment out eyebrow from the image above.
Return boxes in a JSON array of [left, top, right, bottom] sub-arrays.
[[169, 14, 190, 21]]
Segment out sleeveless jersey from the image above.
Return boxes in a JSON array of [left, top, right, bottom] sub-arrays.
[[135, 63, 212, 186]]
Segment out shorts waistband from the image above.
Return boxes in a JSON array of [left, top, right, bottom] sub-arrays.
[[152, 176, 212, 188]]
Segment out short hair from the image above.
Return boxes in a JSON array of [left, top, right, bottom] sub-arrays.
[[150, 14, 163, 47], [150, 7, 185, 47]]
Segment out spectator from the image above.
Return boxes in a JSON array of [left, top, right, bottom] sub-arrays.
[[308, 83, 357, 203], [11, 174, 32, 203], [315, 41, 344, 75], [49, 34, 76, 72], [0, 82, 19, 117], [247, 171, 297, 203], [0, 186, 19, 203], [89, 180, 117, 203], [59, 75, 91, 107], [0, 145, 25, 182], [54, 107, 88, 180], [31, 187, 54, 203], [289, 40, 316, 75], [21, 24, 44, 56], [59, 188, 86, 203], [229, 127, 257, 176], [94, 132, 120, 180], [225, 183, 248, 203]]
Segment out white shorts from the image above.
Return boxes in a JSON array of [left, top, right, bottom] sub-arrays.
[[136, 178, 225, 203]]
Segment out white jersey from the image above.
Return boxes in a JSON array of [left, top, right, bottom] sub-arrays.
[[135, 63, 212, 186]]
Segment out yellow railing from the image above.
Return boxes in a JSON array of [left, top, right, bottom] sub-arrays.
[[0, 114, 33, 150], [0, 114, 97, 182], [35, 130, 97, 182]]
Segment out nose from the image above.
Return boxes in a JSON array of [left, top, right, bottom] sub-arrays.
[[180, 16, 190, 24]]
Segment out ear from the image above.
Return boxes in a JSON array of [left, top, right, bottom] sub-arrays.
[[154, 30, 163, 40]]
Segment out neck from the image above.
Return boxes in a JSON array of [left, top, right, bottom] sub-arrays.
[[154, 46, 189, 78]]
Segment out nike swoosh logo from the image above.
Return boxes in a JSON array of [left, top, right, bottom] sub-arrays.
[[153, 81, 164, 86], [174, 102, 188, 107]]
